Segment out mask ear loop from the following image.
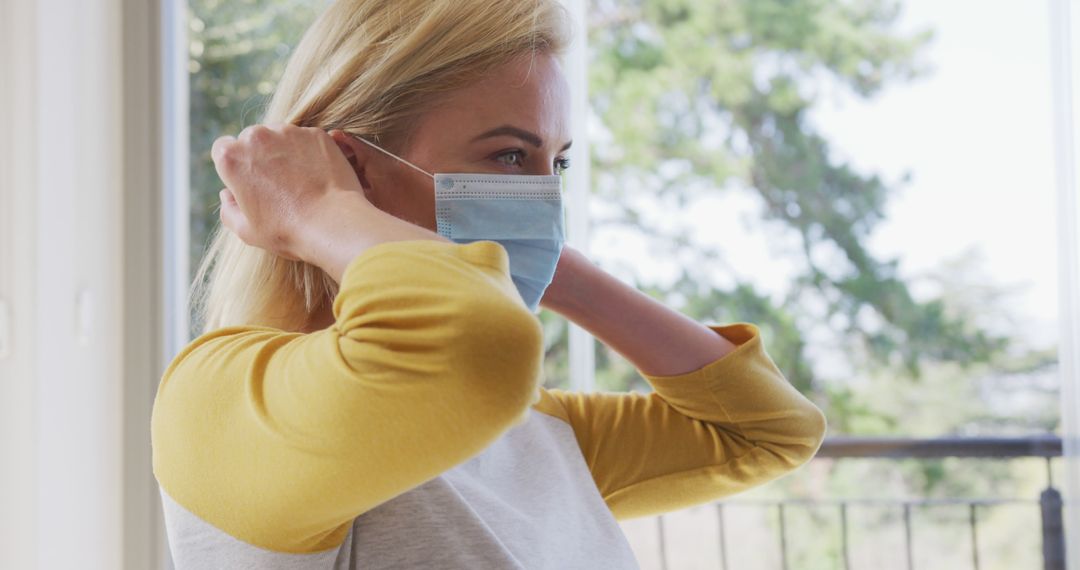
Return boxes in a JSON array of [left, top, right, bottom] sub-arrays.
[[350, 134, 435, 180]]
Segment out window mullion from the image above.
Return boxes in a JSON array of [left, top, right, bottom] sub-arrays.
[[560, 0, 596, 393]]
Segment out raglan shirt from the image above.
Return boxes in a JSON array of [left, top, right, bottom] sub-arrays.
[[151, 239, 827, 570]]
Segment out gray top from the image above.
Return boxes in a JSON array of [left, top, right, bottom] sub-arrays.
[[160, 408, 641, 569]]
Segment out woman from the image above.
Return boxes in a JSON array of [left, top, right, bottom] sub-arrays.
[[151, 0, 827, 568]]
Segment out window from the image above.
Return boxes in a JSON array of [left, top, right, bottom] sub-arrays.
[[587, 0, 1061, 566], [181, 0, 1073, 567], [186, 1, 330, 341]]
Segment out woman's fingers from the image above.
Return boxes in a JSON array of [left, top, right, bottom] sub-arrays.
[[219, 187, 301, 261], [210, 135, 237, 165], [327, 129, 360, 166], [207, 123, 370, 260], [218, 188, 249, 241]]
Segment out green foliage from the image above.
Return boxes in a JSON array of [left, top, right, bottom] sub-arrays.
[[582, 0, 1043, 435], [187, 0, 328, 294], [186, 0, 1054, 438], [186, 2, 1060, 565]]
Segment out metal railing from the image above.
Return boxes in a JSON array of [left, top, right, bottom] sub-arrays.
[[652, 436, 1064, 570]]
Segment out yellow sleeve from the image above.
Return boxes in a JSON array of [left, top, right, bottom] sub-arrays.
[[151, 239, 545, 554], [537, 323, 826, 521]]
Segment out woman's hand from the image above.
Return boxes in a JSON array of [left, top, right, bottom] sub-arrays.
[[211, 123, 370, 261], [211, 123, 451, 283]]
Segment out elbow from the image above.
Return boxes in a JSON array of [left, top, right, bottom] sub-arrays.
[[457, 294, 546, 419], [774, 402, 828, 468], [797, 403, 828, 463], [750, 400, 827, 471]]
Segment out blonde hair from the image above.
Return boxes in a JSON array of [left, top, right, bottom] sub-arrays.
[[190, 0, 571, 334]]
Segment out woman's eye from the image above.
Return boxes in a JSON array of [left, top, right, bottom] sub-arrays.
[[495, 151, 525, 168], [554, 157, 571, 175]]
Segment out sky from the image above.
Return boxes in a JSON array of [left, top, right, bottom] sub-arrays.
[[592, 0, 1061, 350], [815, 0, 1059, 329]]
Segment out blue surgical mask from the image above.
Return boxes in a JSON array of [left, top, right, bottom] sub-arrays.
[[353, 136, 565, 313]]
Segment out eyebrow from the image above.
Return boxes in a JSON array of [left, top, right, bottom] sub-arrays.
[[471, 125, 573, 152]]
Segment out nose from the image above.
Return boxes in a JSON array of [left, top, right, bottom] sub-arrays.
[[533, 157, 558, 176]]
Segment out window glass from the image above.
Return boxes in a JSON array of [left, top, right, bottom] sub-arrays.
[[187, 0, 327, 336], [590, 0, 1058, 566], [186, 1, 1060, 566], [588, 0, 1057, 433]]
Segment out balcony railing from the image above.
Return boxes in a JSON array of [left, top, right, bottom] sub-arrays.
[[649, 436, 1064, 570]]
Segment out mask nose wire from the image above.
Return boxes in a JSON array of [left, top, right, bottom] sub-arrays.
[[350, 134, 436, 180]]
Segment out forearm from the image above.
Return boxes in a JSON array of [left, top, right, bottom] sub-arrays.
[[298, 191, 451, 284], [543, 247, 737, 377]]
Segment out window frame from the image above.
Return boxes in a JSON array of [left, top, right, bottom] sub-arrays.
[[166, 0, 1080, 564], [559, 0, 597, 393], [1050, 0, 1080, 562]]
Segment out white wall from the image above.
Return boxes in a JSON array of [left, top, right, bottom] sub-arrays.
[[0, 0, 41, 568], [0, 1, 170, 568]]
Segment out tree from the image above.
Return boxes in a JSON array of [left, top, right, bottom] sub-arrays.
[[186, 2, 1058, 566], [187, 0, 1042, 433], [571, 0, 1018, 425], [187, 0, 326, 332]]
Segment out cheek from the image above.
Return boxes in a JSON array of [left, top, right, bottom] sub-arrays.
[[374, 167, 429, 204], [390, 175, 436, 229]]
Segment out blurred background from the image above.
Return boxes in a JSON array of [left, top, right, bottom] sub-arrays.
[[2, 0, 1080, 568]]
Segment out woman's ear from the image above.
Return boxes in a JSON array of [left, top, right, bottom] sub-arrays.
[[328, 129, 372, 190]]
